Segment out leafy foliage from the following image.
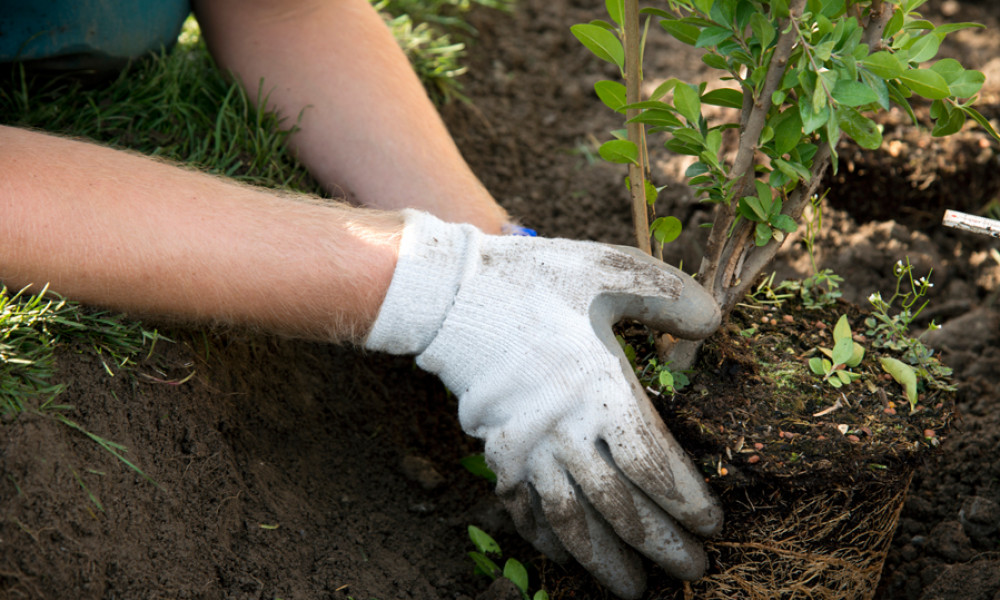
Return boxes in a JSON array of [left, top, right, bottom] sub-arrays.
[[575, 0, 997, 331]]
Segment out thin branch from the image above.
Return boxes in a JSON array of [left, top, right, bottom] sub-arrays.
[[625, 0, 651, 254], [698, 0, 807, 296], [719, 2, 896, 313]]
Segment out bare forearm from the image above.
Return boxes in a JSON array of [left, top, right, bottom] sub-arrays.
[[0, 126, 401, 342], [192, 0, 508, 233]]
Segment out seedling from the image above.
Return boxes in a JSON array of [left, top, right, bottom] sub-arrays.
[[467, 525, 550, 600], [619, 334, 690, 394], [809, 314, 864, 388], [866, 258, 954, 408], [775, 195, 844, 309]]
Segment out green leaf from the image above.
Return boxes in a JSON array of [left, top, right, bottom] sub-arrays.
[[929, 58, 964, 83], [906, 33, 943, 64], [833, 314, 851, 343], [809, 356, 827, 375], [960, 106, 1000, 142], [661, 19, 701, 46], [696, 26, 733, 48], [685, 161, 710, 177], [587, 19, 618, 33], [599, 139, 639, 164], [879, 356, 918, 406], [771, 213, 797, 233], [832, 80, 880, 107], [860, 70, 891, 110], [673, 84, 703, 124], [460, 454, 497, 483], [948, 69, 986, 98], [899, 68, 951, 99], [571, 24, 625, 70], [934, 22, 986, 35], [533, 591, 551, 600], [754, 222, 773, 246], [932, 105, 966, 137], [773, 157, 812, 182], [644, 180, 660, 205], [838, 106, 882, 149], [754, 179, 773, 214], [771, 0, 789, 19], [848, 341, 865, 368], [605, 0, 624, 26], [750, 13, 776, 49], [673, 127, 705, 146], [650, 78, 681, 101], [628, 109, 683, 128], [884, 7, 904, 40], [702, 53, 729, 70], [861, 50, 905, 79], [828, 376, 843, 388], [503, 559, 529, 595], [832, 337, 854, 366], [469, 525, 502, 554], [799, 92, 830, 135], [651, 216, 683, 244], [594, 80, 627, 113], [658, 369, 675, 389], [772, 108, 803, 156], [469, 552, 501, 579], [739, 195, 768, 222], [706, 129, 723, 157], [701, 88, 743, 108], [836, 370, 853, 385]]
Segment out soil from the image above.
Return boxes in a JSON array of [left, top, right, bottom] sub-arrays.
[[3, 1, 1000, 600]]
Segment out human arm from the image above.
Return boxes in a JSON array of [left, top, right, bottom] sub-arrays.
[[0, 125, 401, 342], [191, 0, 510, 234], [1, 126, 722, 598]]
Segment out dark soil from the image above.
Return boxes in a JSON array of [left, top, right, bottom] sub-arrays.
[[3, 1, 1000, 599]]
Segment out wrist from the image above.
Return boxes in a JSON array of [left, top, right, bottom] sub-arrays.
[[364, 210, 477, 354]]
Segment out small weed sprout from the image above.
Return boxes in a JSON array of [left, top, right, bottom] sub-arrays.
[[809, 314, 865, 388], [618, 335, 690, 394], [777, 194, 844, 309], [866, 258, 955, 409], [467, 525, 550, 600]]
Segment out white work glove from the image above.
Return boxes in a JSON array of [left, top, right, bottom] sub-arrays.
[[365, 211, 723, 599]]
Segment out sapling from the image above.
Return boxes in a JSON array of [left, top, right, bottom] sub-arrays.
[[574, 0, 998, 366]]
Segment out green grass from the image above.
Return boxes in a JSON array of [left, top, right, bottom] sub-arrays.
[[1, 18, 320, 192], [0, 2, 503, 477]]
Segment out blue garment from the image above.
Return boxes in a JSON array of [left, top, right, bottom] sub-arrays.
[[1, 1, 191, 73]]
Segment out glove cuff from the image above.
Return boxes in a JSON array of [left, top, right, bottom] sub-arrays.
[[364, 209, 476, 355]]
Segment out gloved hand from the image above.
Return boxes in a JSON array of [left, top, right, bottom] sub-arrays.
[[365, 210, 723, 599]]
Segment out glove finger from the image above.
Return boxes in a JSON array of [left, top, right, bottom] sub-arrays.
[[595, 246, 721, 340], [531, 460, 647, 600], [563, 438, 708, 580], [608, 394, 724, 538], [498, 481, 571, 563]]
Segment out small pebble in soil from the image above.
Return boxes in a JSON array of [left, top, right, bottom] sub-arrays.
[[747, 455, 760, 464], [958, 496, 1000, 540]]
